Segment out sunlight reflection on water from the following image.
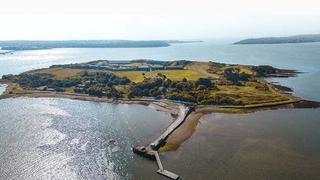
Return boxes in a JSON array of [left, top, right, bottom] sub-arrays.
[[0, 97, 171, 180]]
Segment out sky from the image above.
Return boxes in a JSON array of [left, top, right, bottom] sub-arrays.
[[0, 0, 319, 40]]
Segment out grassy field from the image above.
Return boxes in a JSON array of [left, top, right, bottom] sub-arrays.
[[115, 69, 208, 83], [186, 62, 220, 79], [29, 67, 87, 80], [30, 67, 208, 83], [212, 82, 289, 105]]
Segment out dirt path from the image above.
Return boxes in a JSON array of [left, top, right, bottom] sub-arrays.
[[186, 62, 219, 79]]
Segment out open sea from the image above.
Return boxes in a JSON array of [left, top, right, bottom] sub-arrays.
[[0, 41, 320, 179]]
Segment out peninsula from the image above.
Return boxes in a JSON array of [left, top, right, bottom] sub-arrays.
[[0, 40, 200, 50], [234, 34, 320, 44]]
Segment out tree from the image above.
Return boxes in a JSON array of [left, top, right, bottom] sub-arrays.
[[182, 77, 187, 82], [162, 79, 172, 88], [197, 84, 207, 90], [87, 86, 105, 97], [175, 81, 194, 91], [195, 78, 213, 88], [224, 68, 251, 83]]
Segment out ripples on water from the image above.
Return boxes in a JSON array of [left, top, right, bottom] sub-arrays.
[[0, 98, 171, 180], [0, 41, 319, 100], [164, 109, 320, 179], [1, 42, 320, 179]]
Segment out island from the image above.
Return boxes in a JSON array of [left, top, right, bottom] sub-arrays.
[[0, 40, 200, 51], [2, 59, 320, 179], [234, 34, 320, 44], [2, 59, 319, 110], [0, 59, 301, 105], [1, 59, 319, 148]]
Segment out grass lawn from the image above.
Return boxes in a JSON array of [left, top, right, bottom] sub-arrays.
[[186, 62, 220, 78], [31, 67, 209, 83], [29, 67, 107, 80], [212, 82, 289, 105], [115, 69, 208, 83], [30, 68, 85, 80]]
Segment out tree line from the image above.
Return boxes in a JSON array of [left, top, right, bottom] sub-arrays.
[[2, 71, 246, 105]]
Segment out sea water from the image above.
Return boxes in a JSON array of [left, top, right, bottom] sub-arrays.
[[0, 41, 319, 179]]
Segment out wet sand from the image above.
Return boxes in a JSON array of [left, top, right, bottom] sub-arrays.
[[163, 110, 320, 179]]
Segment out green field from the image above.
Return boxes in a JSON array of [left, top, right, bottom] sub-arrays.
[[213, 82, 289, 105], [30, 67, 208, 83], [28, 67, 91, 80], [17, 61, 297, 107], [115, 69, 208, 83]]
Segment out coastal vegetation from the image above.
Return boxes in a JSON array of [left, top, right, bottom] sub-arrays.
[[234, 33, 320, 44], [1, 60, 299, 107], [0, 40, 200, 50]]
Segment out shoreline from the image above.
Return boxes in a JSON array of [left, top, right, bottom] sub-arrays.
[[0, 80, 181, 119], [1, 81, 320, 153], [160, 98, 320, 152]]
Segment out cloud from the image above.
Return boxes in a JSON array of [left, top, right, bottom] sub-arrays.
[[0, 0, 319, 40]]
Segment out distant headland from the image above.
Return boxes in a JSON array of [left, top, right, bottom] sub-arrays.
[[0, 40, 201, 50], [234, 34, 320, 45]]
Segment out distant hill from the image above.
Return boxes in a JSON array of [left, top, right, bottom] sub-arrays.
[[234, 34, 320, 45], [0, 40, 200, 50]]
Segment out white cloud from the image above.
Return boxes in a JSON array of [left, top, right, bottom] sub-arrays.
[[0, 0, 319, 40]]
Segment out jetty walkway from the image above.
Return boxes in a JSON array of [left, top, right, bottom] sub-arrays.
[[150, 105, 190, 150], [133, 104, 194, 179]]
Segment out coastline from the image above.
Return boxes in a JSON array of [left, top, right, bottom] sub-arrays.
[[0, 80, 181, 119], [1, 81, 319, 153], [159, 98, 320, 152]]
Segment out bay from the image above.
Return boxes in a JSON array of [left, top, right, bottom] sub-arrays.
[[0, 41, 319, 179]]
